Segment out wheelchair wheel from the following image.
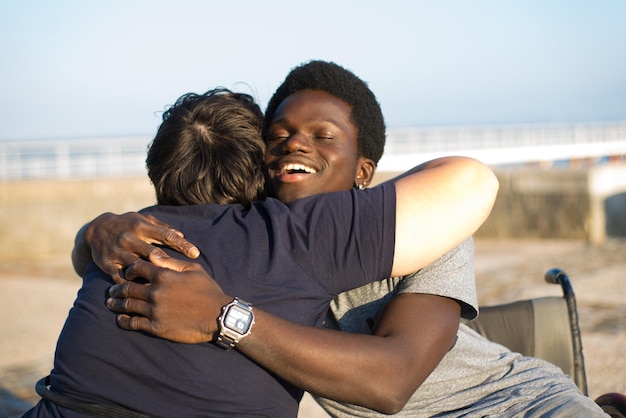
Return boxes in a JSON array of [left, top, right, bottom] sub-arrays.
[[596, 393, 626, 418]]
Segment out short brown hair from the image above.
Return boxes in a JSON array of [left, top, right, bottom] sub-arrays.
[[147, 88, 265, 207]]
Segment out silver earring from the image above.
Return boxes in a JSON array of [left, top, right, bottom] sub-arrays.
[[358, 183, 364, 190]]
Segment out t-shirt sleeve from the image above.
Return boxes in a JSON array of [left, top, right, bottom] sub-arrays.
[[396, 237, 478, 320], [286, 183, 396, 297]]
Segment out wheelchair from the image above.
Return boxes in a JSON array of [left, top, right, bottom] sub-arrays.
[[467, 268, 626, 417]]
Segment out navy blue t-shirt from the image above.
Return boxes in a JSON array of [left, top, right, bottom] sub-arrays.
[[27, 184, 396, 418]]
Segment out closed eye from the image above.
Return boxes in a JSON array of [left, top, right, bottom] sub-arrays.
[[314, 132, 335, 141], [266, 133, 289, 143]]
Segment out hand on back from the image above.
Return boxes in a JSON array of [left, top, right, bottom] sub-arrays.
[[107, 256, 231, 343], [85, 211, 199, 282]]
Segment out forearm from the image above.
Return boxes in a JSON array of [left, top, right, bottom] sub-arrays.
[[238, 311, 407, 413], [237, 295, 458, 414]]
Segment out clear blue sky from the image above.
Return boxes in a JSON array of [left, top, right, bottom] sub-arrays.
[[1, 0, 625, 140]]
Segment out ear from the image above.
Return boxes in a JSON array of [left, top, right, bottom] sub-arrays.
[[354, 157, 376, 189]]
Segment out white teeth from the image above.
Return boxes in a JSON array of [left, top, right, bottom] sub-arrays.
[[281, 163, 317, 174]]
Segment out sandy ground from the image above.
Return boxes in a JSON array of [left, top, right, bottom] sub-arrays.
[[1, 238, 624, 418]]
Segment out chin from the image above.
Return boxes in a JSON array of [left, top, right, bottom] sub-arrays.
[[277, 193, 301, 204], [274, 188, 312, 204]]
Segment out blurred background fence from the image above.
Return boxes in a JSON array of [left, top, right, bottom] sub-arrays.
[[2, 121, 626, 180], [1, 121, 625, 263]]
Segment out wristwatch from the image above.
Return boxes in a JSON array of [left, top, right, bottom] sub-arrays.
[[216, 297, 255, 350]]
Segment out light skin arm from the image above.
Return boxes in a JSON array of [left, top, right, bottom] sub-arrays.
[[389, 156, 497, 275], [107, 156, 497, 413]]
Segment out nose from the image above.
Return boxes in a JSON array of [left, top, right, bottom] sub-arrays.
[[281, 133, 313, 154]]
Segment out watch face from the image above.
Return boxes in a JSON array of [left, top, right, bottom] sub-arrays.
[[225, 305, 253, 334]]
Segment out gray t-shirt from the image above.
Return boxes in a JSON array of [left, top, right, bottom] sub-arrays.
[[316, 238, 606, 417]]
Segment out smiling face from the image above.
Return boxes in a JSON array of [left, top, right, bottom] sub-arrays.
[[264, 89, 375, 203]]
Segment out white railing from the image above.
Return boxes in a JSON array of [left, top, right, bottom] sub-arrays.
[[380, 121, 626, 170], [385, 120, 626, 153], [2, 121, 626, 180], [0, 136, 151, 180]]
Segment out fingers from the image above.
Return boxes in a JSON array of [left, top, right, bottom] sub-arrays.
[[144, 215, 184, 238], [120, 257, 196, 284], [108, 279, 151, 300], [106, 294, 152, 317], [115, 314, 152, 332], [107, 279, 152, 317], [117, 231, 169, 260], [123, 259, 160, 283], [142, 215, 200, 259], [106, 245, 156, 282], [110, 269, 126, 284], [148, 255, 201, 272], [158, 228, 200, 259], [121, 220, 200, 260]]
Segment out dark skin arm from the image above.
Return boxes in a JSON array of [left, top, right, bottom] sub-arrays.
[[237, 293, 459, 414], [109, 256, 460, 414]]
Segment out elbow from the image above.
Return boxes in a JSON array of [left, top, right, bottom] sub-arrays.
[[375, 399, 410, 416], [361, 377, 420, 415], [488, 168, 499, 203], [475, 160, 499, 205], [485, 170, 500, 222], [367, 390, 413, 415], [472, 161, 499, 225]]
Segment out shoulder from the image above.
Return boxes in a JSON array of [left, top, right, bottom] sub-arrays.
[[289, 182, 395, 210], [397, 237, 478, 319]]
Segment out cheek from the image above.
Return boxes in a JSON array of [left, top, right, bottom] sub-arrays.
[[264, 147, 274, 163], [326, 164, 358, 190], [329, 151, 359, 180]]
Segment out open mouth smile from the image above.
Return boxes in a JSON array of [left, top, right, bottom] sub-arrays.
[[276, 163, 317, 175], [269, 162, 319, 184]]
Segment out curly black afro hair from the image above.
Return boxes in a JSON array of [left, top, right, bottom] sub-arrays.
[[264, 60, 386, 165]]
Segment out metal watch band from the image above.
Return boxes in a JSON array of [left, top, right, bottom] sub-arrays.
[[215, 333, 237, 350], [216, 297, 254, 350]]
